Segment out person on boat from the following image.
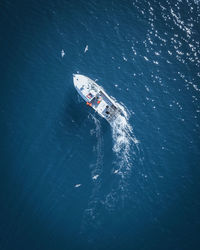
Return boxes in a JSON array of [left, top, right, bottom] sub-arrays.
[[87, 93, 92, 99], [106, 105, 110, 115], [86, 102, 92, 107], [96, 95, 102, 104]]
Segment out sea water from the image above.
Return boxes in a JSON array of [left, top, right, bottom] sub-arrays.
[[0, 0, 200, 249]]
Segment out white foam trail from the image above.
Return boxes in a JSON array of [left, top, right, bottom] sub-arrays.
[[111, 114, 132, 154], [110, 102, 139, 174], [81, 106, 140, 236], [102, 102, 140, 210]]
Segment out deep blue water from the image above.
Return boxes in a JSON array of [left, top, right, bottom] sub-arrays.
[[0, 0, 200, 249]]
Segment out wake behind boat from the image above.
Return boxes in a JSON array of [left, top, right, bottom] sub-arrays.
[[73, 74, 121, 122]]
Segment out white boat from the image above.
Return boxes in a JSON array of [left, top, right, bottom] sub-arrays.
[[73, 74, 121, 122]]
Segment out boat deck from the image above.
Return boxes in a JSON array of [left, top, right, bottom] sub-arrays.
[[73, 74, 120, 121], [90, 91, 117, 119]]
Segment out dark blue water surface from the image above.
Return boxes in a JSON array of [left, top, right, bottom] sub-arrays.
[[0, 0, 200, 249]]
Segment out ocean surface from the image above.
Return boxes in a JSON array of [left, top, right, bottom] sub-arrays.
[[0, 0, 200, 249]]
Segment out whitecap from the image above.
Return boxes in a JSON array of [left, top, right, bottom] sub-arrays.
[[75, 184, 81, 188], [123, 56, 128, 61], [92, 175, 99, 180], [61, 49, 65, 58]]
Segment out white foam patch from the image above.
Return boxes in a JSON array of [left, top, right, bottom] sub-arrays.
[[61, 49, 65, 58], [92, 175, 99, 180], [111, 115, 132, 153], [123, 56, 128, 61], [75, 184, 81, 188]]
